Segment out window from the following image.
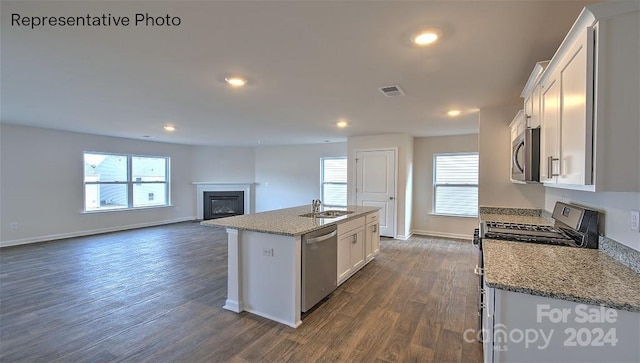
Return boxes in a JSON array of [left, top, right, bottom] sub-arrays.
[[84, 152, 169, 212], [321, 157, 347, 207], [433, 153, 478, 216]]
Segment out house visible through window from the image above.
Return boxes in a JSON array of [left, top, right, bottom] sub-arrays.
[[84, 152, 170, 212], [433, 153, 478, 216], [321, 157, 347, 207]]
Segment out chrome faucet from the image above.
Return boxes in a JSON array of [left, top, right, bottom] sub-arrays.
[[312, 199, 322, 213]]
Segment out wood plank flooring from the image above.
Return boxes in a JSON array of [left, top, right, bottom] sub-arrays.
[[0, 222, 482, 362]]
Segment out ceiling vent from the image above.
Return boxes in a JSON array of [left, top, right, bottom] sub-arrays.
[[379, 85, 405, 97]]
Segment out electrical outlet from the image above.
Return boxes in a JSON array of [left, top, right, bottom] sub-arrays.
[[262, 248, 274, 257], [10, 222, 18, 230], [631, 210, 640, 232]]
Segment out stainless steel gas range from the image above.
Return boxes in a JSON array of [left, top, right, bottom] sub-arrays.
[[473, 202, 601, 342]]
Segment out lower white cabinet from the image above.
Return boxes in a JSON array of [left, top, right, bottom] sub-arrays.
[[365, 219, 380, 262], [482, 282, 640, 362], [337, 212, 380, 285]]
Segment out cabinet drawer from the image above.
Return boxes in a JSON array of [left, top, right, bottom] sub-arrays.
[[337, 216, 365, 235], [365, 212, 379, 224]]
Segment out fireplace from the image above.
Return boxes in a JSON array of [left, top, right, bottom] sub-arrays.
[[203, 191, 244, 220]]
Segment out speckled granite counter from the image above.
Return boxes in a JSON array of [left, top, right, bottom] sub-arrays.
[[480, 207, 640, 312], [201, 205, 380, 236]]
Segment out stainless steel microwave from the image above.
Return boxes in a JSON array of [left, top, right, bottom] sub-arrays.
[[511, 127, 540, 182]]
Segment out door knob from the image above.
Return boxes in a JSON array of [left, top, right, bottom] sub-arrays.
[[389, 196, 394, 200]]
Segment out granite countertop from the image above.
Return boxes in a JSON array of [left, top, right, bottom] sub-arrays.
[[480, 207, 640, 313], [201, 205, 380, 236]]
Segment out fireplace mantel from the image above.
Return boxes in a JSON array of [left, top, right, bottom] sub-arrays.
[[193, 183, 254, 220]]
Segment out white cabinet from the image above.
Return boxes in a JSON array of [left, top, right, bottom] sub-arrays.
[[337, 216, 365, 285], [540, 25, 593, 186], [540, 70, 561, 182], [537, 2, 640, 192], [521, 61, 549, 129], [365, 212, 380, 262], [483, 285, 640, 362], [509, 110, 525, 143], [337, 212, 380, 285]]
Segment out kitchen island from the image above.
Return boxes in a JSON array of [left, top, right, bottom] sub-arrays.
[[201, 205, 380, 328]]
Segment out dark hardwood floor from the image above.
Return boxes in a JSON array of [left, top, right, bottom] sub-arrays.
[[0, 222, 482, 362]]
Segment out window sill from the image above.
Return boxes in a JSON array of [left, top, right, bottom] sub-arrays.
[[81, 204, 173, 214], [429, 213, 478, 219]]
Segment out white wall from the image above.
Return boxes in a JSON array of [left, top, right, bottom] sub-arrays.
[[478, 105, 545, 209], [347, 134, 414, 239], [546, 189, 640, 251], [191, 145, 255, 183], [412, 134, 479, 239], [0, 124, 195, 246], [254, 143, 347, 212]]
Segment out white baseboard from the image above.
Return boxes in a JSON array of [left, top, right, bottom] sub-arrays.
[[411, 229, 473, 241], [394, 232, 413, 240], [0, 216, 197, 248]]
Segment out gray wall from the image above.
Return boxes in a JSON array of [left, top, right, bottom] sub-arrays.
[[191, 145, 255, 183], [412, 134, 479, 239], [478, 105, 545, 209], [0, 124, 195, 246], [254, 143, 347, 212]]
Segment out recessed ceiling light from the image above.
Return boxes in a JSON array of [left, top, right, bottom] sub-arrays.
[[447, 110, 462, 117], [336, 120, 348, 128], [412, 30, 439, 46], [163, 125, 176, 131], [225, 77, 247, 87]]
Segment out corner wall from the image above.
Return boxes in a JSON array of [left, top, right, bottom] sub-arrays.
[[478, 105, 545, 209], [253, 143, 347, 212], [412, 134, 479, 239], [0, 124, 195, 247]]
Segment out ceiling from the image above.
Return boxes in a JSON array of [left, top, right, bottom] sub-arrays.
[[1, 0, 599, 147]]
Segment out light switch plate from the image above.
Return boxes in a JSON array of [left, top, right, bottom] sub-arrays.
[[631, 210, 640, 232]]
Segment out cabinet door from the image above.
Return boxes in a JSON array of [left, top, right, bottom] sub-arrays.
[[558, 27, 594, 185], [530, 84, 542, 128], [337, 233, 353, 283], [540, 75, 560, 182], [365, 222, 380, 262], [524, 96, 532, 128], [350, 230, 365, 270]]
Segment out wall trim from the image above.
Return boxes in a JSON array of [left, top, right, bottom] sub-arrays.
[[411, 229, 473, 241], [0, 216, 196, 248], [394, 232, 412, 240]]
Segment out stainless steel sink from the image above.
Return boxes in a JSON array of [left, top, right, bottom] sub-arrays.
[[299, 210, 354, 218]]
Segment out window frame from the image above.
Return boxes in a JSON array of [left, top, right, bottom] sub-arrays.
[[320, 156, 347, 208], [83, 151, 170, 212], [432, 152, 479, 217]]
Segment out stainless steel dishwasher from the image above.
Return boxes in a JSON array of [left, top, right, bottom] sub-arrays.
[[301, 225, 337, 312]]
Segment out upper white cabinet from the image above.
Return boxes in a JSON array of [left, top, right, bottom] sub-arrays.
[[521, 61, 549, 129], [540, 25, 594, 185], [537, 1, 639, 191]]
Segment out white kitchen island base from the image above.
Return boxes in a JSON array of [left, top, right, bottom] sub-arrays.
[[223, 228, 303, 328], [202, 205, 381, 327]]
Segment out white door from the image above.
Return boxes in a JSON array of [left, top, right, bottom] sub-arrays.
[[355, 150, 396, 237]]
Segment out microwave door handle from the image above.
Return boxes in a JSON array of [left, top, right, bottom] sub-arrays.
[[513, 141, 525, 173]]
